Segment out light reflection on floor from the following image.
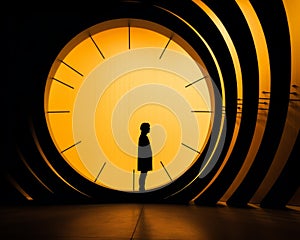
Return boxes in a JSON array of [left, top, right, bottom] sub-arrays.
[[1, 203, 299, 239]]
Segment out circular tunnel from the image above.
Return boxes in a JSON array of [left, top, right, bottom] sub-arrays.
[[4, 1, 299, 209]]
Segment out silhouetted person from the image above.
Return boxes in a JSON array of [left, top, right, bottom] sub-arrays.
[[137, 122, 153, 191]]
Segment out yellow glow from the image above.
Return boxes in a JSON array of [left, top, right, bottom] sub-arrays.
[[156, 4, 227, 104], [5, 174, 33, 201], [192, 1, 244, 180], [157, 2, 246, 198], [250, 0, 300, 203], [96, 78, 181, 172], [30, 120, 92, 198], [220, 0, 271, 202], [156, 4, 229, 196], [95, 69, 210, 172], [45, 20, 213, 192], [190, 1, 241, 180], [72, 48, 210, 191], [17, 147, 53, 193]]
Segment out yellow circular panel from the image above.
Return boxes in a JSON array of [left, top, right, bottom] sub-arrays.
[[45, 19, 213, 192]]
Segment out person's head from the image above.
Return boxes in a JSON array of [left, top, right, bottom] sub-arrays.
[[140, 122, 150, 133]]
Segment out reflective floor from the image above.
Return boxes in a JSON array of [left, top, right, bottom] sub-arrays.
[[1, 203, 299, 240]]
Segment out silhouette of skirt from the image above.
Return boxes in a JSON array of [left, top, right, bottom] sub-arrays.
[[138, 157, 153, 172]]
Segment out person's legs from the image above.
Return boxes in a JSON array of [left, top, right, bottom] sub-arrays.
[[139, 171, 148, 191]]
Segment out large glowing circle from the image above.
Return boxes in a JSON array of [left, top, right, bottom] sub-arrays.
[[73, 47, 212, 191]]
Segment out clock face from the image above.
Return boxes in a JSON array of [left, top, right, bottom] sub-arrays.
[[44, 19, 215, 193]]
